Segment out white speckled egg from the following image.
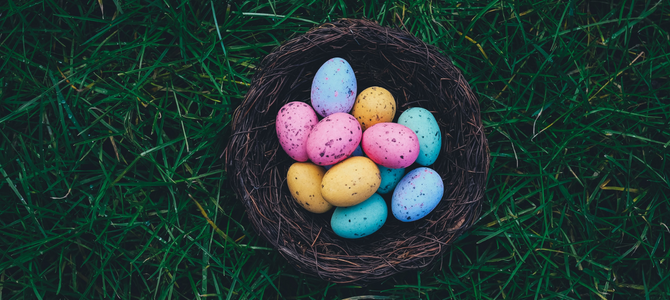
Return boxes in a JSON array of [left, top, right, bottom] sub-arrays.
[[397, 107, 442, 166], [392, 167, 444, 222], [311, 58, 357, 117], [331, 193, 387, 239], [306, 113, 361, 166], [276, 101, 319, 162]]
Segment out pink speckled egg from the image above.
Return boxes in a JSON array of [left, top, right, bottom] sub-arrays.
[[362, 123, 419, 168], [306, 113, 362, 166], [276, 101, 319, 162]]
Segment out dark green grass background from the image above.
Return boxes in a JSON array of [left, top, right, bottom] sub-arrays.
[[1, 0, 670, 299]]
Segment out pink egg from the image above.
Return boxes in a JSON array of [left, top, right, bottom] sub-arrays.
[[306, 113, 362, 166], [276, 102, 319, 162], [362, 123, 419, 168]]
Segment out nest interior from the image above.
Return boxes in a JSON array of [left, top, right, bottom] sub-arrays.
[[225, 19, 489, 284]]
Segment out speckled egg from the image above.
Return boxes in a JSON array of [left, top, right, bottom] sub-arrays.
[[377, 165, 405, 194], [362, 123, 420, 169], [398, 107, 442, 166], [392, 167, 444, 222], [351, 86, 396, 131], [311, 57, 357, 117], [331, 193, 387, 239], [276, 101, 319, 162], [321, 156, 381, 207], [287, 162, 333, 213], [306, 113, 362, 166]]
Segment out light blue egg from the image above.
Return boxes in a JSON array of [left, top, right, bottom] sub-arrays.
[[377, 165, 405, 194], [397, 107, 441, 166], [331, 193, 387, 239], [311, 57, 357, 117], [392, 167, 444, 222]]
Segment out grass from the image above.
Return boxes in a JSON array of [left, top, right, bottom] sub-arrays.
[[1, 0, 669, 299]]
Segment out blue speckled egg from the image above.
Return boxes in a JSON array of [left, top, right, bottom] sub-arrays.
[[397, 107, 442, 166], [331, 193, 387, 239], [377, 165, 405, 194], [392, 167, 444, 222], [311, 58, 357, 117]]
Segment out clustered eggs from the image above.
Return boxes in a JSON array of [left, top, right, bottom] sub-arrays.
[[276, 57, 444, 239]]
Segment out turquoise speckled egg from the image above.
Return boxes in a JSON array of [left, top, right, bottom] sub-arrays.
[[392, 167, 444, 222], [331, 193, 387, 239], [397, 107, 442, 166], [377, 165, 405, 194]]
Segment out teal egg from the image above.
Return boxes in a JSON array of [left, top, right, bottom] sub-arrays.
[[331, 193, 387, 239], [397, 107, 442, 166], [377, 165, 405, 194]]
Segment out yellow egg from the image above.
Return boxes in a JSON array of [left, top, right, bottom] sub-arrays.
[[287, 162, 333, 213], [321, 156, 381, 207], [351, 86, 396, 131]]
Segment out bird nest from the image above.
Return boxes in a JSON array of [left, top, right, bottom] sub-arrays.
[[224, 18, 489, 284]]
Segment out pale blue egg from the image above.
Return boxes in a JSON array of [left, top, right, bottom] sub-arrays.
[[397, 107, 441, 166], [392, 167, 444, 222], [311, 57, 357, 117], [377, 165, 405, 194], [331, 193, 387, 239]]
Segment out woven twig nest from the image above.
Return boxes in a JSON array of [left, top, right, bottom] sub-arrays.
[[224, 19, 489, 284]]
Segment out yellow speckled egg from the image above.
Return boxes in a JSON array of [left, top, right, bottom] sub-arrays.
[[321, 156, 381, 207], [351, 86, 396, 131], [287, 162, 333, 213]]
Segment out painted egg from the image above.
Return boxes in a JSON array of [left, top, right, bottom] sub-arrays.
[[361, 122, 419, 169], [306, 113, 362, 166], [351, 86, 396, 131], [311, 57, 357, 117], [377, 165, 405, 194], [321, 156, 381, 207], [398, 107, 442, 166], [392, 167, 444, 222], [331, 193, 387, 239], [276, 101, 319, 161], [287, 162, 333, 213]]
